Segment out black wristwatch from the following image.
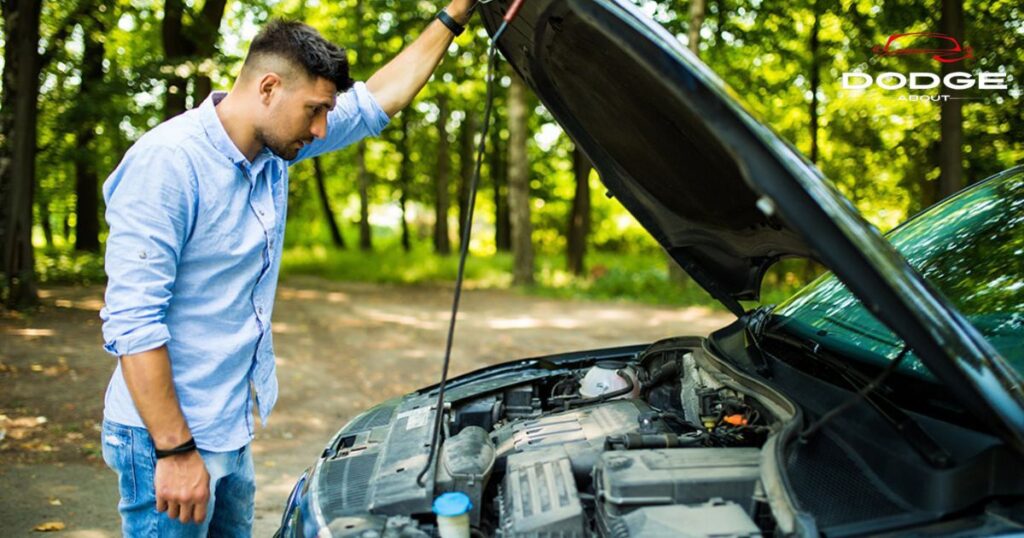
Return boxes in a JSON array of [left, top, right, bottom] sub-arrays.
[[436, 9, 465, 36], [155, 437, 198, 459]]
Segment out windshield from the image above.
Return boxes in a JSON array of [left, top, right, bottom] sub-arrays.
[[771, 167, 1024, 379]]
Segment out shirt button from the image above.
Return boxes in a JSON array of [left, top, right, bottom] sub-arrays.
[[257, 307, 264, 315]]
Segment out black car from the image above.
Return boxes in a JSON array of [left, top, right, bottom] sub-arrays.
[[276, 1, 1024, 536]]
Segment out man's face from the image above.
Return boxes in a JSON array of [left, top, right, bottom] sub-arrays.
[[257, 74, 337, 161]]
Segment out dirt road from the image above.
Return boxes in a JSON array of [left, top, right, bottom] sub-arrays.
[[0, 276, 731, 536]]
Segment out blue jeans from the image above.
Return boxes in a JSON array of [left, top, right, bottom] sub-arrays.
[[101, 419, 255, 537]]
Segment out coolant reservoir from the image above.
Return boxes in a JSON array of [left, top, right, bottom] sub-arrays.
[[579, 362, 640, 399]]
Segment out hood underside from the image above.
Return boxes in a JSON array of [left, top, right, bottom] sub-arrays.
[[478, 0, 1024, 453], [482, 0, 817, 313]]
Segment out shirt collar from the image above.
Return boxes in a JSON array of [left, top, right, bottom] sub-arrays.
[[198, 92, 249, 166], [199, 91, 277, 180]]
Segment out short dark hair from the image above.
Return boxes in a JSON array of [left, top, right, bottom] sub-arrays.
[[244, 19, 354, 91]]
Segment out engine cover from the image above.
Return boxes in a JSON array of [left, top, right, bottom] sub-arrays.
[[491, 399, 667, 478], [596, 447, 761, 515]]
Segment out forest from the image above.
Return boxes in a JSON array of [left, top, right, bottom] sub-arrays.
[[1, 0, 1021, 309]]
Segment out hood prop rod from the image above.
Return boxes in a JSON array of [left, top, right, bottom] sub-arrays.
[[417, 1, 525, 487]]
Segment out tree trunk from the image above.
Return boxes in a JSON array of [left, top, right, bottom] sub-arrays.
[[39, 199, 53, 248], [688, 0, 706, 54], [73, 152, 101, 252], [433, 95, 452, 255], [0, 0, 42, 307], [507, 75, 534, 286], [190, 0, 227, 105], [714, 0, 727, 45], [808, 0, 821, 165], [162, 0, 227, 117], [567, 145, 591, 276], [313, 157, 345, 248], [491, 120, 511, 252], [457, 114, 475, 251], [194, 76, 213, 104], [356, 141, 373, 251], [74, 16, 106, 252], [162, 0, 188, 118], [398, 115, 411, 252], [938, 0, 964, 202], [800, 0, 824, 282]]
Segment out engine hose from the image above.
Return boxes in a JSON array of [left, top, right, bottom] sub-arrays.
[[605, 431, 707, 450], [641, 359, 680, 396]]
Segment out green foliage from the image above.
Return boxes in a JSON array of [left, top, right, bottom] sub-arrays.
[[34, 249, 106, 286], [281, 242, 513, 286], [280, 243, 735, 308], [13, 0, 1024, 308]]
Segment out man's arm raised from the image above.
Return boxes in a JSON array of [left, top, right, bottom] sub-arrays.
[[366, 0, 474, 117]]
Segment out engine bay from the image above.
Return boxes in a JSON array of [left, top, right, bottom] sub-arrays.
[[456, 346, 775, 537], [307, 340, 783, 537]]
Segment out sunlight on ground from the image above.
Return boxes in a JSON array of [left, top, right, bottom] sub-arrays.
[[358, 308, 444, 330], [64, 530, 112, 538], [277, 287, 352, 304], [53, 298, 104, 311], [4, 328, 56, 337], [271, 322, 297, 334], [486, 316, 583, 330]]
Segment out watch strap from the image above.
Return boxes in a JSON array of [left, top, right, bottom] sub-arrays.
[[155, 437, 197, 459], [436, 9, 465, 37]]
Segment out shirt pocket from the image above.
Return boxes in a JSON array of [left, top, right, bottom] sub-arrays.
[[100, 420, 137, 504]]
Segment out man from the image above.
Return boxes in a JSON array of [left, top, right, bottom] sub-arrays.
[[98, 2, 474, 535]]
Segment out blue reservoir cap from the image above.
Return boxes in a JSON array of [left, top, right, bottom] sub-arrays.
[[433, 492, 472, 517]]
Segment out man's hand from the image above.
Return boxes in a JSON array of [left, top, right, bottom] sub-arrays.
[[446, 0, 475, 24], [155, 449, 211, 524]]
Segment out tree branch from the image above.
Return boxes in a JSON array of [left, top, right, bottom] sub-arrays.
[[162, 0, 188, 58], [189, 0, 228, 56]]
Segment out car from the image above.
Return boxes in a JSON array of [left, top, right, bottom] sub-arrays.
[[275, 0, 1024, 536], [871, 32, 975, 63]]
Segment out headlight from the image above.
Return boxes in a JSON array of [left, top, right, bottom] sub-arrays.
[[279, 470, 308, 536]]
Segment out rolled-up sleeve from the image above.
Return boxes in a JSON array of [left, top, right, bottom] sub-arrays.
[[290, 81, 391, 165], [100, 144, 198, 357]]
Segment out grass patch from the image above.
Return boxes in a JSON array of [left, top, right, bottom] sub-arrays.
[[279, 245, 817, 310], [280, 244, 515, 288]]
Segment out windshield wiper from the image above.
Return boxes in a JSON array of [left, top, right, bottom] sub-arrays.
[[765, 330, 954, 468]]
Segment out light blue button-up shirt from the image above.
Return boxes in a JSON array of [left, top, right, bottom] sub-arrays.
[[100, 82, 389, 451]]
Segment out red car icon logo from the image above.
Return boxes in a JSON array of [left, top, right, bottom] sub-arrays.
[[872, 32, 974, 63]]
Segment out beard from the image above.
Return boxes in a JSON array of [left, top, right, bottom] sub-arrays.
[[256, 129, 303, 161]]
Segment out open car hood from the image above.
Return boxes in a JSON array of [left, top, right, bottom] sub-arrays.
[[478, 0, 1024, 453]]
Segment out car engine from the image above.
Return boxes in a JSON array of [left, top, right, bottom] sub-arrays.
[[303, 341, 779, 537]]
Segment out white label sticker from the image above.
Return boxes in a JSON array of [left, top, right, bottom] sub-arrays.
[[397, 407, 431, 430]]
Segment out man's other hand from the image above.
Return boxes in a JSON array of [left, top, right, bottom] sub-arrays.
[[155, 449, 211, 524]]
